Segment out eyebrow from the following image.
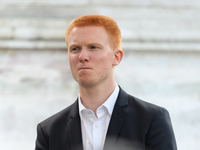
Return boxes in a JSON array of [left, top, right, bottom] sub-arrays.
[[69, 42, 103, 48], [87, 43, 103, 47]]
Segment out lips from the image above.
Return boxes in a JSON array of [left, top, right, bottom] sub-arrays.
[[78, 67, 92, 70]]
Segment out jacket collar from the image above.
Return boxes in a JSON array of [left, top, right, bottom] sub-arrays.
[[104, 87, 129, 150], [68, 100, 83, 150]]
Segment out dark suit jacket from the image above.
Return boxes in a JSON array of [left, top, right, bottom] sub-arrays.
[[35, 87, 177, 150]]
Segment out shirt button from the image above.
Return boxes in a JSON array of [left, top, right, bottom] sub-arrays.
[[94, 124, 98, 128]]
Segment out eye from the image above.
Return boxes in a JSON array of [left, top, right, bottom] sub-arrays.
[[73, 47, 78, 51], [70, 47, 79, 52], [90, 46, 97, 49]]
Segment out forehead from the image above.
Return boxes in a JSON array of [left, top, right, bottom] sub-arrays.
[[68, 26, 110, 44]]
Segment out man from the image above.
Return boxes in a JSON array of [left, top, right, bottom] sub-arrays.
[[35, 15, 177, 150]]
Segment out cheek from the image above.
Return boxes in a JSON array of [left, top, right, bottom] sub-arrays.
[[99, 56, 114, 71], [68, 59, 73, 69], [68, 55, 77, 66], [68, 58, 77, 75]]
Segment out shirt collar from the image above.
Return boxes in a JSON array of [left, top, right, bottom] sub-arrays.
[[78, 83, 119, 120], [102, 83, 119, 116], [78, 96, 86, 121]]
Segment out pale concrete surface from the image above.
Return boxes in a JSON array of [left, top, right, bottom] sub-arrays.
[[0, 0, 200, 150], [0, 50, 200, 150], [1, 1, 200, 51]]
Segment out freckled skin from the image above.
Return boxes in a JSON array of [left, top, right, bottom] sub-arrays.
[[68, 26, 117, 88]]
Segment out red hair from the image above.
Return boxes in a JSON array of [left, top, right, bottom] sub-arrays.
[[66, 15, 122, 50]]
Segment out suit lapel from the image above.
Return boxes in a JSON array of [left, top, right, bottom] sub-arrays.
[[67, 100, 83, 150], [104, 88, 129, 150]]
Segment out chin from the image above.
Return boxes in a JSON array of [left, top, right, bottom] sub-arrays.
[[78, 80, 96, 88]]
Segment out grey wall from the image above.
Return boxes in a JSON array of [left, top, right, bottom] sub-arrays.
[[0, 1, 200, 149]]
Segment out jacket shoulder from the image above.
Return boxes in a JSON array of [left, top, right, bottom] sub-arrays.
[[39, 100, 78, 128], [128, 94, 164, 112]]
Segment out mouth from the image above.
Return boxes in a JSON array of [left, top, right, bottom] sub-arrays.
[[78, 67, 92, 71]]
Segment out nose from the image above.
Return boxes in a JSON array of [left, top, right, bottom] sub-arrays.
[[79, 48, 89, 62]]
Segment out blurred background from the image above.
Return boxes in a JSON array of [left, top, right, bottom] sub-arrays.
[[0, 0, 200, 149]]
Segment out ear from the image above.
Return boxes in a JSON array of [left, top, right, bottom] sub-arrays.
[[113, 49, 123, 66]]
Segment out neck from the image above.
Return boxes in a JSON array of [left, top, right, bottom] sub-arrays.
[[79, 80, 116, 114]]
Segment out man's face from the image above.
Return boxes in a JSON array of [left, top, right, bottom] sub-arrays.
[[67, 26, 117, 87]]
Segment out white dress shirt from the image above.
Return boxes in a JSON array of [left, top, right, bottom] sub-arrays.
[[78, 84, 119, 150]]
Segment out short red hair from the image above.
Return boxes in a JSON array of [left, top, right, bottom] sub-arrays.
[[66, 15, 122, 50]]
